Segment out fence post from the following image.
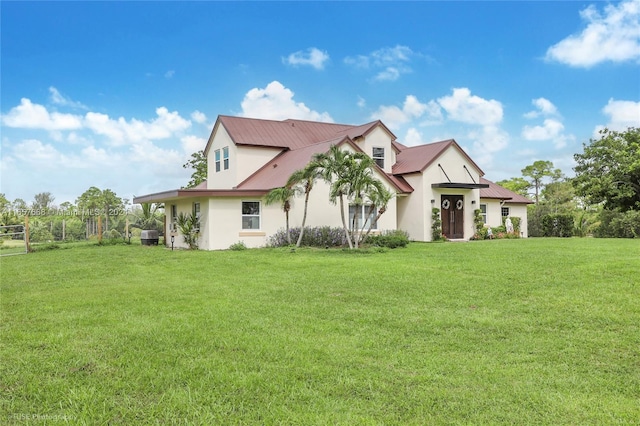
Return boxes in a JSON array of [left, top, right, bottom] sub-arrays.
[[98, 215, 102, 242], [25, 215, 31, 252]]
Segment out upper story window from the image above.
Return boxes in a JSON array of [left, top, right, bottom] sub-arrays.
[[479, 204, 487, 224], [372, 147, 384, 168], [214, 149, 221, 172], [223, 146, 229, 170], [501, 207, 510, 217], [242, 201, 260, 230]]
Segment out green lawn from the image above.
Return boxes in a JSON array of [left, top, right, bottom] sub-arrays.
[[1, 239, 639, 425]]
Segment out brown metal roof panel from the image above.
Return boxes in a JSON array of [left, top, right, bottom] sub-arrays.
[[480, 178, 533, 204], [392, 140, 453, 175], [237, 137, 349, 190]]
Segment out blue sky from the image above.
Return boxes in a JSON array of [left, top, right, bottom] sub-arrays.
[[2, 1, 639, 205]]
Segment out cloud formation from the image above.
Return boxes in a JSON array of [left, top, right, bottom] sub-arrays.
[[2, 98, 83, 130], [546, 0, 640, 67], [49, 87, 88, 110], [522, 98, 574, 149], [283, 47, 330, 70], [344, 45, 415, 81], [437, 88, 503, 127], [594, 98, 640, 134], [240, 81, 333, 122]]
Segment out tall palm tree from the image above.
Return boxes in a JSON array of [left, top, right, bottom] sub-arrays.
[[265, 185, 298, 245], [313, 145, 354, 249], [287, 161, 322, 248], [359, 182, 394, 245]]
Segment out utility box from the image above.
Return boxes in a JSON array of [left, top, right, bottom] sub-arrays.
[[140, 230, 159, 246]]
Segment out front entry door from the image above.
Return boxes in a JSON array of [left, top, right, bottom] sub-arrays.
[[441, 195, 464, 239]]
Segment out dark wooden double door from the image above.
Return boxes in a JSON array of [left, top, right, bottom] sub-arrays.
[[441, 195, 464, 239]]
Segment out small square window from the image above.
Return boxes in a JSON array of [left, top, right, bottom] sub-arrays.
[[501, 207, 510, 217], [242, 201, 260, 230]]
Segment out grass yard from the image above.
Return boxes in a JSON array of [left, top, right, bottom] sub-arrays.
[[1, 239, 639, 425]]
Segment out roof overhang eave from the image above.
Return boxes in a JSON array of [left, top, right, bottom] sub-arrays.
[[133, 188, 270, 204]]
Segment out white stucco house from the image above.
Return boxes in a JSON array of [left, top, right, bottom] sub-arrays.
[[134, 115, 532, 249]]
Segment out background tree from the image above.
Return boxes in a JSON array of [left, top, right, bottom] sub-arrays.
[[573, 127, 640, 212], [495, 177, 530, 197], [32, 192, 55, 211], [183, 150, 207, 189], [522, 160, 562, 204], [287, 163, 322, 248]]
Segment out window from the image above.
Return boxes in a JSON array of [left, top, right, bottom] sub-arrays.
[[372, 147, 384, 168], [480, 204, 487, 224], [214, 149, 221, 172], [223, 146, 229, 170], [349, 204, 377, 230], [193, 202, 201, 231], [171, 205, 177, 230], [501, 207, 510, 217], [242, 201, 260, 230]]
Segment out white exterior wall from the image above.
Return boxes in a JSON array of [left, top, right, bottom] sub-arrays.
[[207, 125, 281, 189], [480, 200, 529, 238], [417, 146, 482, 241], [397, 174, 427, 241], [355, 127, 395, 173], [165, 199, 204, 250]]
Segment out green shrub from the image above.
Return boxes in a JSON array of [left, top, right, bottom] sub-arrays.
[[364, 230, 410, 248], [542, 214, 574, 237], [229, 241, 247, 251], [594, 210, 640, 238], [431, 208, 443, 241]]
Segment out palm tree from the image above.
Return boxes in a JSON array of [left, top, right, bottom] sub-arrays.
[[342, 153, 378, 248], [265, 185, 298, 245], [313, 145, 354, 249], [287, 161, 322, 248], [359, 182, 394, 245], [134, 203, 163, 231]]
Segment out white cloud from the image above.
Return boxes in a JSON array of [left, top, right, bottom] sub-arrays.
[[191, 110, 207, 124], [437, 88, 503, 126], [240, 81, 333, 122], [12, 139, 66, 165], [357, 96, 366, 108], [181, 135, 206, 154], [594, 98, 640, 134], [404, 128, 425, 146], [371, 95, 441, 130], [522, 119, 565, 140], [1, 98, 83, 130], [283, 47, 330, 70], [522, 118, 573, 149], [165, 70, 175, 79], [524, 97, 559, 118], [546, 0, 640, 67], [84, 107, 192, 146], [344, 45, 414, 81], [49, 87, 88, 109]]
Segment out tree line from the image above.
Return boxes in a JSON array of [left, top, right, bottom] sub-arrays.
[[0, 187, 163, 243], [497, 127, 639, 238]]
